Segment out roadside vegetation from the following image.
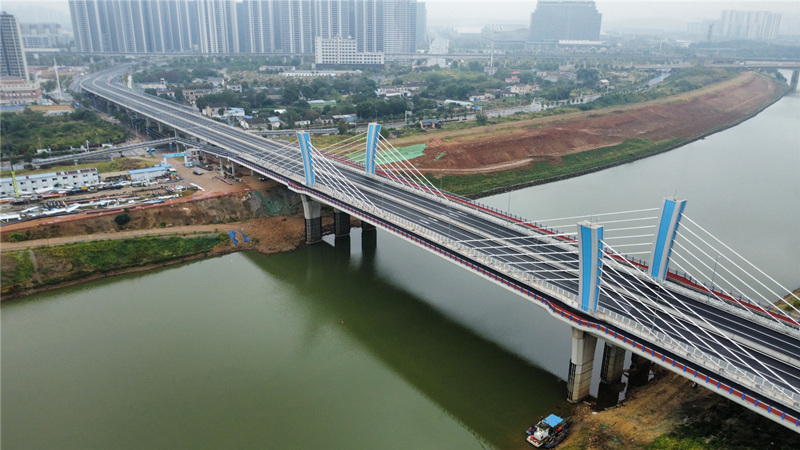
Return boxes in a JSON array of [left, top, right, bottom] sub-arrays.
[[0, 109, 128, 164]]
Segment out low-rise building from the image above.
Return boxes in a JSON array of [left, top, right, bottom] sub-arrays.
[[331, 113, 358, 123], [183, 89, 212, 103], [128, 165, 168, 182], [510, 84, 539, 95], [419, 119, 441, 129], [207, 77, 225, 87], [315, 36, 385, 66], [0, 78, 42, 106], [0, 168, 99, 197], [281, 69, 363, 78]]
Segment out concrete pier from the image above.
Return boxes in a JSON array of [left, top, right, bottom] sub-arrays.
[[301, 195, 322, 244], [333, 209, 350, 239], [361, 221, 376, 232], [600, 342, 627, 384], [790, 69, 799, 93], [567, 328, 597, 403]]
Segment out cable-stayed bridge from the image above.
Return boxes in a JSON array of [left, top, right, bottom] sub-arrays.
[[77, 67, 800, 432]]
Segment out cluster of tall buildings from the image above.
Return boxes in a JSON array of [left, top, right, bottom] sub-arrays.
[[718, 10, 781, 41], [68, 0, 422, 55], [688, 10, 782, 41]]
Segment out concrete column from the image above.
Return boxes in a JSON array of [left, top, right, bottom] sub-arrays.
[[577, 221, 603, 314], [600, 342, 626, 384], [627, 353, 652, 385], [301, 195, 322, 244], [361, 221, 376, 232], [333, 209, 350, 239], [231, 160, 237, 178], [649, 197, 687, 281], [790, 69, 799, 93], [567, 328, 597, 403], [158, 122, 163, 133]]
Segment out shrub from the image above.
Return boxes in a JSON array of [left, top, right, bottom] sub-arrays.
[[7, 232, 26, 242], [114, 212, 131, 228]]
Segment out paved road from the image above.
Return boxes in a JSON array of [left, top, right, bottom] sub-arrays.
[[77, 66, 800, 422]]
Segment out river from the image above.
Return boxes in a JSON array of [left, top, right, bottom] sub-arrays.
[[2, 86, 798, 449]]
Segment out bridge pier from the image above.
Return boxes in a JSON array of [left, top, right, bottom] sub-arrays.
[[158, 122, 163, 133], [600, 342, 627, 384], [567, 328, 597, 403], [333, 209, 350, 239], [301, 195, 322, 244], [361, 221, 376, 232], [790, 69, 799, 93]]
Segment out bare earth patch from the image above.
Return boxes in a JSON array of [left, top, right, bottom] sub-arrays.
[[392, 72, 780, 174]]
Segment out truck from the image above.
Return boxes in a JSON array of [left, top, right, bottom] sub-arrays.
[[525, 414, 571, 448]]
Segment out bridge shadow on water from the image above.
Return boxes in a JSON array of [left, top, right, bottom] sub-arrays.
[[241, 231, 573, 449]]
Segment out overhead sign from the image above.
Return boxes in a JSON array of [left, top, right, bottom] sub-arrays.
[[163, 153, 187, 158]]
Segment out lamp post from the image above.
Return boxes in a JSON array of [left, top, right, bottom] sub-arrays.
[[709, 254, 720, 299]]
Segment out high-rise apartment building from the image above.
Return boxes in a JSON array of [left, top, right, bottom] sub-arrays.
[[720, 10, 781, 40], [416, 1, 426, 46], [529, 0, 602, 43], [68, 0, 417, 55], [1, 11, 28, 81]]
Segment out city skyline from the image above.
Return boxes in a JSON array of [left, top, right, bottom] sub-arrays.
[[67, 0, 419, 55], [4, 1, 798, 32]]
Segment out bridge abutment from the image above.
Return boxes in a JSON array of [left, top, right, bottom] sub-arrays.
[[567, 328, 597, 403], [600, 342, 627, 384], [333, 209, 351, 239], [301, 195, 322, 244]]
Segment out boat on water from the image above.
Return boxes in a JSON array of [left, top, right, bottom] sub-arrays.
[[526, 414, 571, 448]]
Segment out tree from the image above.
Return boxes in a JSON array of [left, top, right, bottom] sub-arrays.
[[475, 112, 488, 126], [114, 212, 131, 228], [336, 119, 348, 135]]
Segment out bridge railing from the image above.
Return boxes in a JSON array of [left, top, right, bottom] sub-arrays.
[[597, 306, 800, 409], [602, 254, 800, 338]]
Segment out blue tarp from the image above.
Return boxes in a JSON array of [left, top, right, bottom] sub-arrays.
[[227, 231, 239, 246], [543, 414, 563, 427]]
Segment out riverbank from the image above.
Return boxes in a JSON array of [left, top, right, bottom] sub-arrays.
[[0, 182, 325, 300], [562, 366, 800, 449], [400, 71, 789, 197]]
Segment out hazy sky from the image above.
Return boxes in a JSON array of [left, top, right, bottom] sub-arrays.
[[3, 1, 799, 34]]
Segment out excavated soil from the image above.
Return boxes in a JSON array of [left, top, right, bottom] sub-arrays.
[[403, 72, 781, 174]]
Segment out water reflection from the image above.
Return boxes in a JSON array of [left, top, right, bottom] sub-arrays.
[[243, 231, 571, 448]]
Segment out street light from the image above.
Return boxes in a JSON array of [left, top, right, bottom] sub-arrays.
[[708, 254, 720, 299]]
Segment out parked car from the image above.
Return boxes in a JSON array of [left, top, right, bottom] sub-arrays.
[[193, 170, 203, 176]]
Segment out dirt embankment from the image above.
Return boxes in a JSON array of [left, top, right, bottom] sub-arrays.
[[562, 365, 800, 449], [0, 184, 346, 299], [403, 71, 784, 174]]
